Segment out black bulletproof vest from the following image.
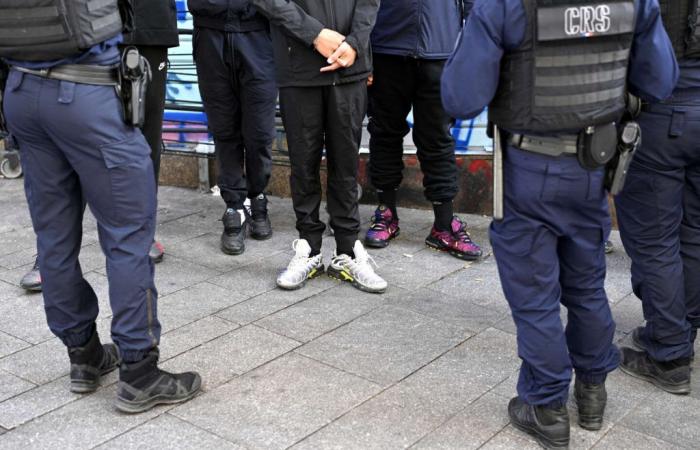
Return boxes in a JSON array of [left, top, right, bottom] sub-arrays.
[[0, 0, 123, 61], [489, 0, 636, 134], [659, 0, 700, 59]]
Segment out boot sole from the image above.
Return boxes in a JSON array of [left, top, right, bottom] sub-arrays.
[[115, 375, 202, 414], [250, 231, 273, 241], [276, 266, 324, 291], [221, 244, 245, 256], [326, 266, 387, 294], [425, 240, 482, 261], [365, 229, 400, 249], [509, 417, 569, 449], [21, 284, 42, 292], [619, 363, 691, 395]]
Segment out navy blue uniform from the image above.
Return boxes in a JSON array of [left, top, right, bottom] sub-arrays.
[[615, 59, 700, 362], [3, 41, 160, 363], [441, 0, 677, 406]]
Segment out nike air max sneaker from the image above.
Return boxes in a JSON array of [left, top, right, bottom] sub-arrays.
[[277, 239, 324, 290], [425, 216, 482, 261], [364, 205, 400, 248], [328, 240, 387, 293]]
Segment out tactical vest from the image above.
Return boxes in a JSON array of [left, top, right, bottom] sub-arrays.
[[489, 0, 636, 134], [0, 0, 123, 61], [659, 0, 700, 59]]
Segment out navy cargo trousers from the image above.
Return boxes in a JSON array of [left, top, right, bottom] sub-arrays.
[[3, 70, 160, 362]]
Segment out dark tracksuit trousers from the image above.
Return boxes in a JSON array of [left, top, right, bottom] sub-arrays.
[[4, 70, 160, 362], [193, 27, 276, 210], [490, 146, 620, 407], [368, 54, 458, 202], [278, 82, 367, 255], [137, 45, 169, 184], [615, 96, 700, 362]]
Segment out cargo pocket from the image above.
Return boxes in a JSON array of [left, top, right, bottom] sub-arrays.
[[98, 133, 156, 224]]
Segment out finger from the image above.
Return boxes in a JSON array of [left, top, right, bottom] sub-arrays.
[[327, 42, 349, 64], [320, 61, 343, 73]]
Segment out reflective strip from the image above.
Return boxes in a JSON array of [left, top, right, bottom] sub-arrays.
[[87, 0, 115, 12], [535, 86, 625, 107], [91, 11, 120, 31], [536, 49, 630, 68], [0, 6, 60, 22], [535, 67, 627, 88]]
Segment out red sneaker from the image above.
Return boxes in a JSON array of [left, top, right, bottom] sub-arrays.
[[425, 216, 482, 261]]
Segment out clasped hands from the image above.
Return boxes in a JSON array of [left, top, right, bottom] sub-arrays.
[[313, 29, 357, 73]]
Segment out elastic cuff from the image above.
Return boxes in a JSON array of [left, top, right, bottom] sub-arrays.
[[121, 348, 156, 364], [62, 323, 96, 348]]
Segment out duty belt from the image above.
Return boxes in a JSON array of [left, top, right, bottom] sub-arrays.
[[509, 134, 578, 157], [14, 64, 118, 86]]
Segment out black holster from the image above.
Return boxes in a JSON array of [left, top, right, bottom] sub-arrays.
[[605, 121, 641, 195], [118, 47, 151, 128]]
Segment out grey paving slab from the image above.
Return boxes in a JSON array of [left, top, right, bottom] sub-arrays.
[[153, 215, 209, 246], [388, 287, 506, 334], [0, 226, 37, 258], [0, 247, 38, 271], [298, 305, 469, 386], [161, 324, 299, 390], [153, 255, 223, 297], [96, 413, 244, 450], [592, 425, 683, 449], [0, 278, 24, 302], [0, 338, 67, 385], [159, 316, 239, 361], [171, 353, 382, 450], [0, 370, 35, 403], [215, 275, 337, 325], [376, 248, 469, 291], [0, 376, 80, 430], [427, 263, 510, 313], [157, 281, 247, 333], [610, 294, 644, 335], [0, 294, 53, 344], [207, 252, 291, 298], [0, 331, 30, 359], [603, 250, 634, 304], [255, 284, 389, 342], [413, 393, 510, 450], [0, 384, 164, 450], [621, 390, 700, 448], [480, 426, 541, 450]]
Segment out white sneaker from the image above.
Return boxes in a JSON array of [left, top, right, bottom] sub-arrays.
[[328, 240, 388, 294], [277, 239, 324, 290]]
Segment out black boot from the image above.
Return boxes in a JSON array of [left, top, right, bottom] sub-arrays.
[[620, 347, 691, 395], [574, 378, 606, 431], [221, 208, 246, 255], [67, 330, 120, 394], [116, 350, 201, 414], [248, 194, 272, 240], [508, 397, 570, 449], [19, 257, 42, 292]]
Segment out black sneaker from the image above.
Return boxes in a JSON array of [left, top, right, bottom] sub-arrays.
[[68, 330, 121, 394], [574, 379, 606, 431], [508, 397, 570, 449], [116, 350, 201, 414], [221, 208, 247, 255], [619, 347, 691, 395], [247, 194, 272, 240], [19, 258, 42, 292]]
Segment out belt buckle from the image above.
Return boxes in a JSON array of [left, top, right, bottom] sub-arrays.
[[38, 68, 50, 77]]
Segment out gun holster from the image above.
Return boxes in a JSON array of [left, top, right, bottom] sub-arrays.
[[577, 123, 618, 170], [605, 121, 641, 195], [118, 47, 151, 128]]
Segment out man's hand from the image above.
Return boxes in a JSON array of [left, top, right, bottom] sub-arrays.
[[313, 29, 345, 59], [320, 42, 358, 73]]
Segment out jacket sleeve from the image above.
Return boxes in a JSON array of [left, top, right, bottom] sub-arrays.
[[343, 0, 380, 56], [249, 0, 325, 47]]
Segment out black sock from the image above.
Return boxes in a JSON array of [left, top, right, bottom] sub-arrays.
[[377, 189, 398, 218], [309, 249, 321, 257], [433, 201, 453, 232]]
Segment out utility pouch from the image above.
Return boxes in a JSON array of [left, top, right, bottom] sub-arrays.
[[577, 123, 618, 170], [605, 121, 641, 195], [118, 47, 151, 128]]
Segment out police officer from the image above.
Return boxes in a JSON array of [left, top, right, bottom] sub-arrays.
[[441, 0, 677, 447], [16, 0, 180, 294], [188, 0, 277, 256], [365, 0, 483, 263], [616, 1, 700, 395], [0, 0, 201, 413]]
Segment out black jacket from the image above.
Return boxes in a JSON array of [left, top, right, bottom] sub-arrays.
[[123, 0, 180, 48], [250, 0, 379, 87], [188, 0, 268, 32]]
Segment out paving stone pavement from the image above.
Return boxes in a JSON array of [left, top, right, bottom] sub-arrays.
[[0, 179, 696, 449]]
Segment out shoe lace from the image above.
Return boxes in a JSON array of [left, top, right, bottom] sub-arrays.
[[369, 209, 389, 231], [453, 218, 474, 243], [350, 247, 380, 276], [288, 240, 314, 272]]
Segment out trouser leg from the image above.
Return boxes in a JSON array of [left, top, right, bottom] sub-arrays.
[[278, 86, 325, 253]]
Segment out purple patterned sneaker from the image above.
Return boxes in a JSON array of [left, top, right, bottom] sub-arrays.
[[425, 216, 482, 261], [365, 206, 400, 248]]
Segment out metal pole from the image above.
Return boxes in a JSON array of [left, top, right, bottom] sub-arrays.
[[493, 124, 504, 221]]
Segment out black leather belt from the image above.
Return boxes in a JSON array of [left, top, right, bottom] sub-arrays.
[[14, 64, 118, 86], [509, 133, 578, 157]]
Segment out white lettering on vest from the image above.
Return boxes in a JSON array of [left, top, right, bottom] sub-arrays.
[[565, 5, 612, 36]]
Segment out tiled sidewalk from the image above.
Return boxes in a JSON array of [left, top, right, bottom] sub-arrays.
[[0, 179, 696, 449]]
